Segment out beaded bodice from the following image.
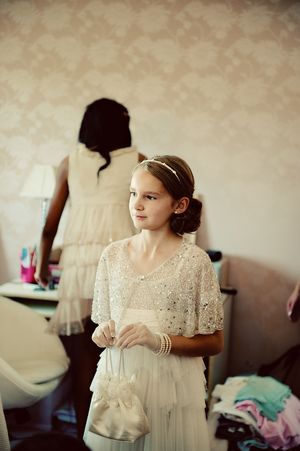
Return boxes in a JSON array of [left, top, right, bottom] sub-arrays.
[[92, 238, 224, 337]]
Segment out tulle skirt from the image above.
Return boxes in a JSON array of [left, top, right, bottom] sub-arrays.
[[84, 345, 210, 451], [46, 202, 135, 336]]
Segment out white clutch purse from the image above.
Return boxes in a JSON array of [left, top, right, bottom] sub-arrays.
[[88, 348, 150, 443]]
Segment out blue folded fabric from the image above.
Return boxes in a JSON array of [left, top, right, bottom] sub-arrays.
[[234, 375, 291, 420]]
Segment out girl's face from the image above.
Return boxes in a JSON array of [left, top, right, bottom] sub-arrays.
[[129, 168, 178, 232]]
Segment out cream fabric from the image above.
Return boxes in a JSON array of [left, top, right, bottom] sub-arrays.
[[47, 145, 138, 336], [92, 239, 224, 336]]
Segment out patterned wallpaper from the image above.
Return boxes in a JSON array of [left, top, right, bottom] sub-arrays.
[[0, 0, 300, 375]]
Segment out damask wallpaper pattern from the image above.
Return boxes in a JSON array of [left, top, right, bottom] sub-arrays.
[[0, 0, 300, 374]]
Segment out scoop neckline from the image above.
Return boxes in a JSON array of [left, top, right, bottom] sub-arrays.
[[124, 238, 186, 279]]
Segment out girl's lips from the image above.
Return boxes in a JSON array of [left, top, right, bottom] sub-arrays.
[[135, 215, 146, 220]]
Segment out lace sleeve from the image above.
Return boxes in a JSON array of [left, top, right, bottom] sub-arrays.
[[91, 250, 111, 324], [196, 252, 224, 334]]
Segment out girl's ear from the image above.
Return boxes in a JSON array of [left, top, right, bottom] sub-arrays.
[[174, 197, 189, 214]]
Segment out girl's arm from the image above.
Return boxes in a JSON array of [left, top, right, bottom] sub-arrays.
[[115, 323, 224, 358], [167, 329, 224, 357], [35, 157, 69, 287]]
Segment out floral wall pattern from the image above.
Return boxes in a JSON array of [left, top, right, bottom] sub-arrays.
[[1, 0, 300, 375]]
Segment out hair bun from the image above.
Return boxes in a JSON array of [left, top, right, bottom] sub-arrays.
[[171, 198, 202, 235]]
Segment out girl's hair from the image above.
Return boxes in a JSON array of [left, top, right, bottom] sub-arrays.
[[136, 155, 202, 235], [78, 98, 131, 176]]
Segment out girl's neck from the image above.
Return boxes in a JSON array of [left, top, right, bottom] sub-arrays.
[[128, 231, 183, 276], [134, 230, 182, 256]]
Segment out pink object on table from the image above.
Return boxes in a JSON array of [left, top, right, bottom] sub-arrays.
[[20, 265, 36, 283]]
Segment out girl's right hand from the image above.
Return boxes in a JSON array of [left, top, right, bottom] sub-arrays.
[[34, 270, 50, 289], [92, 320, 116, 348]]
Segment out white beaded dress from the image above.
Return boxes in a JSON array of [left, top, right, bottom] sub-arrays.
[[84, 238, 224, 451], [47, 144, 138, 336]]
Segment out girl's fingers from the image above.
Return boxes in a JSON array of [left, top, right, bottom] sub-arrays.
[[102, 321, 116, 346], [92, 322, 115, 347], [115, 323, 149, 349], [108, 319, 116, 338], [93, 321, 152, 349]]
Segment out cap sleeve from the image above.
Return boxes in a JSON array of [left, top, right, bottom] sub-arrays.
[[195, 252, 224, 334]]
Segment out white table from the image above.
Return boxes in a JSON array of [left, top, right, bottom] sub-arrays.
[[0, 280, 58, 317]]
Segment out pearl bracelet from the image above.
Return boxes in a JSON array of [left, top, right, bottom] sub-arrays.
[[153, 333, 172, 356]]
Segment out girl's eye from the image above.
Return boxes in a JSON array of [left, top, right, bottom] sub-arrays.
[[147, 195, 156, 200], [130, 191, 136, 197]]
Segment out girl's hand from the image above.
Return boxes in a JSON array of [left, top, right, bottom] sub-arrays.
[[115, 322, 159, 351], [34, 270, 50, 289], [92, 320, 116, 348]]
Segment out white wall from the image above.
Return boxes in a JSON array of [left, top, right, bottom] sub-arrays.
[[1, 0, 300, 375]]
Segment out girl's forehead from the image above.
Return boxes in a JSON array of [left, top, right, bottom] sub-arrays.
[[131, 168, 166, 191], [131, 167, 162, 187]]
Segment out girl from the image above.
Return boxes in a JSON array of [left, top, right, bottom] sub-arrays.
[[84, 155, 224, 451], [35, 98, 145, 437]]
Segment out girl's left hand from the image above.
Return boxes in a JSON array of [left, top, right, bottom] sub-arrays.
[[115, 322, 159, 351]]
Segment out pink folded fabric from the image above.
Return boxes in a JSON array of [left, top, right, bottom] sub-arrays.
[[235, 394, 300, 450]]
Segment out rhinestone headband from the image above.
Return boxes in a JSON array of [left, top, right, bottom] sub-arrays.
[[141, 159, 180, 181]]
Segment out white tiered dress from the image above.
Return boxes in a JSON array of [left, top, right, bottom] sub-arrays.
[[84, 239, 224, 451], [47, 145, 138, 336]]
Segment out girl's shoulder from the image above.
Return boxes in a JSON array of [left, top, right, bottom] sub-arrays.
[[181, 241, 214, 274], [180, 242, 215, 280], [101, 237, 130, 260], [182, 240, 211, 262]]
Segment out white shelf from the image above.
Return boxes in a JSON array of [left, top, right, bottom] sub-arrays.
[[0, 280, 58, 318], [0, 280, 58, 301]]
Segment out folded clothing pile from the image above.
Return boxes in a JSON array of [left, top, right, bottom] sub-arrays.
[[212, 375, 300, 451]]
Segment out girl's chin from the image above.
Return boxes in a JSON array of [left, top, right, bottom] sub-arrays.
[[133, 221, 148, 231], [132, 218, 146, 226]]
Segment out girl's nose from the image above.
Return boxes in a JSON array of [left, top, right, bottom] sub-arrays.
[[134, 196, 144, 211]]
